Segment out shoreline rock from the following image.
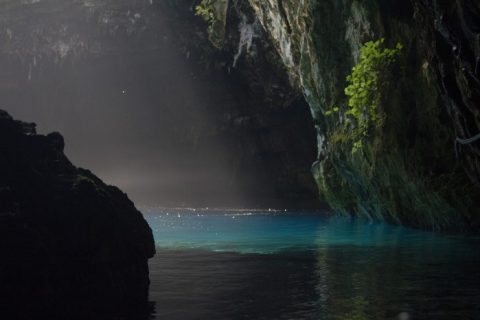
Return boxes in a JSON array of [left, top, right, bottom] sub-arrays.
[[0, 109, 155, 319]]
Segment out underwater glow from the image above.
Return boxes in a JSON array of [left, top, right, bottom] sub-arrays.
[[144, 208, 476, 254], [146, 209, 480, 319]]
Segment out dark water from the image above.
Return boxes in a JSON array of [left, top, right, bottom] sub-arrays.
[[143, 209, 480, 320]]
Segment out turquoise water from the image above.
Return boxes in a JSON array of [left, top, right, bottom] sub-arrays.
[[144, 208, 474, 254], [144, 209, 480, 320]]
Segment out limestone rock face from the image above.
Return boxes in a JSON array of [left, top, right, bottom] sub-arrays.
[[0, 110, 155, 318], [245, 0, 480, 230]]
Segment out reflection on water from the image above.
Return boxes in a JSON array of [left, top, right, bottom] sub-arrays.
[[144, 209, 480, 320]]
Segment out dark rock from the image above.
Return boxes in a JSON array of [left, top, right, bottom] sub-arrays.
[[417, 0, 480, 184], [46, 132, 65, 152], [0, 110, 155, 319], [159, 0, 322, 209]]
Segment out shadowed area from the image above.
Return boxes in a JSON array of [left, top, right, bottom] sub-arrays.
[[0, 109, 155, 319], [0, 0, 320, 209]]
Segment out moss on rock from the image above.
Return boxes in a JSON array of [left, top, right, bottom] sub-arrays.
[[196, 0, 229, 48], [197, 0, 480, 230], [247, 0, 480, 231]]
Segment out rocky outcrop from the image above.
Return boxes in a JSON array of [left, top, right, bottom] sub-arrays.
[[253, 0, 480, 230], [0, 110, 155, 318], [205, 0, 480, 230]]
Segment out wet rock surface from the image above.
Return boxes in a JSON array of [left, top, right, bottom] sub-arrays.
[[242, 0, 480, 230]]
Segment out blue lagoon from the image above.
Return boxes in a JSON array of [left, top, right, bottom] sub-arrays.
[[144, 209, 480, 320]]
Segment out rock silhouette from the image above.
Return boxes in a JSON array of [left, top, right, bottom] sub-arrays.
[[0, 109, 155, 319]]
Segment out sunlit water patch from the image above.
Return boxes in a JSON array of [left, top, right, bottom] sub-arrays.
[[143, 208, 480, 320]]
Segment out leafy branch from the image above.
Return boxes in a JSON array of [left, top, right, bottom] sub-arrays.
[[327, 38, 403, 153]]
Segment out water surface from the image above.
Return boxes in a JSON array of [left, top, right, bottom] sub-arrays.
[[144, 208, 480, 320]]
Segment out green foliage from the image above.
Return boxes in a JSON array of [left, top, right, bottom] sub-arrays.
[[195, 0, 227, 48], [324, 106, 340, 116], [195, 0, 216, 26], [331, 39, 403, 153], [317, 38, 480, 230]]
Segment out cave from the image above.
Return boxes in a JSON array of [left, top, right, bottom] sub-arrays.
[[1, 1, 479, 319], [0, 0, 320, 210]]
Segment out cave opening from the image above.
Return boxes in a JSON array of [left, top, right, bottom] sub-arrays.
[[0, 0, 320, 209]]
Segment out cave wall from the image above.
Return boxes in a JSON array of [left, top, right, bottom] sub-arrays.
[[137, 0, 323, 209], [216, 0, 480, 230], [0, 0, 320, 209]]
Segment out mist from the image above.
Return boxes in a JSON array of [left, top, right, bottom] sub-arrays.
[[0, 0, 318, 208]]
